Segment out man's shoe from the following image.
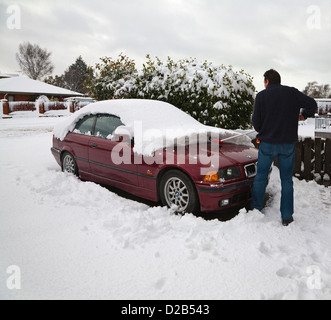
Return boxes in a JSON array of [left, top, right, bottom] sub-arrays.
[[282, 217, 294, 226]]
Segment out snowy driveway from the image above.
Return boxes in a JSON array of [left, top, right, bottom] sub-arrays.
[[0, 116, 330, 300]]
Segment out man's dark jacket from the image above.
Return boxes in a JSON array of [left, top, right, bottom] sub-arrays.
[[252, 84, 317, 144]]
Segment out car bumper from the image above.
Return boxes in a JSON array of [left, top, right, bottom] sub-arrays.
[[196, 179, 254, 213], [51, 147, 62, 166]]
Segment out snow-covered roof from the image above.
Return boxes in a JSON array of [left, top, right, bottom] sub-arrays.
[[0, 73, 19, 79], [315, 98, 331, 102], [53, 99, 253, 155], [0, 76, 83, 96]]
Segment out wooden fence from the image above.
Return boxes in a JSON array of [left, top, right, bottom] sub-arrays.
[[293, 138, 331, 181], [9, 101, 36, 112], [253, 138, 331, 182], [1, 100, 90, 115]]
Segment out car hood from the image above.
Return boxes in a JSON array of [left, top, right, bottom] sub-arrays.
[[218, 143, 259, 166], [159, 141, 258, 169]]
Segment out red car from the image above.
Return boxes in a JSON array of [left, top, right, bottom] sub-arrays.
[[51, 100, 258, 214]]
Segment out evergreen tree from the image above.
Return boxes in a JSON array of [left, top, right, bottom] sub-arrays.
[[45, 56, 90, 94], [62, 56, 89, 93]]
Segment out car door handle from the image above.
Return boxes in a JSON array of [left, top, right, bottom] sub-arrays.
[[90, 143, 98, 148]]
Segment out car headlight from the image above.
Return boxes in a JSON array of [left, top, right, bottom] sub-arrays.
[[203, 166, 241, 182], [218, 166, 241, 181]]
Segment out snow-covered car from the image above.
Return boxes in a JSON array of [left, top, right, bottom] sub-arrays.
[[51, 99, 258, 214], [64, 96, 96, 103]]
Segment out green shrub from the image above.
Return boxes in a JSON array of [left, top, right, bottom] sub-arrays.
[[85, 53, 136, 101], [86, 54, 256, 130]]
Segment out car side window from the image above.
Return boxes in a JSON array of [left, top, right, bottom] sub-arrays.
[[94, 115, 124, 139], [73, 115, 96, 136]]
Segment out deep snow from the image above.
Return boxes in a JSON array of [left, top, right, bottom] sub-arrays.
[[0, 113, 330, 300]]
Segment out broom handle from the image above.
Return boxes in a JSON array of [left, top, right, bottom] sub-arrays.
[[221, 130, 256, 142]]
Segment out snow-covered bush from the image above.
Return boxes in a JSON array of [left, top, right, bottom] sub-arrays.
[[86, 55, 256, 129], [85, 54, 136, 101], [35, 95, 50, 111]]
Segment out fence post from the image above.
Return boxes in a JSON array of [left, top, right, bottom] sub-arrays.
[[315, 138, 323, 175], [69, 101, 75, 113], [303, 138, 313, 180], [39, 102, 45, 114], [325, 139, 331, 177], [0, 100, 3, 118], [2, 99, 9, 115]]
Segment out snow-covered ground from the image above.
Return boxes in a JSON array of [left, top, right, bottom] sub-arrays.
[[0, 112, 330, 300]]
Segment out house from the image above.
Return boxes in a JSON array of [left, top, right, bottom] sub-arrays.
[[0, 76, 82, 102], [315, 117, 331, 139]]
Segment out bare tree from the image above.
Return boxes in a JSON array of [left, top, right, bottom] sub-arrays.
[[16, 42, 54, 80], [303, 81, 331, 98]]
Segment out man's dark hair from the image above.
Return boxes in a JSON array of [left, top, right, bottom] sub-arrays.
[[264, 69, 281, 85]]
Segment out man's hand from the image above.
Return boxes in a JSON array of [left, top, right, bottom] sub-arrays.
[[299, 114, 306, 122]]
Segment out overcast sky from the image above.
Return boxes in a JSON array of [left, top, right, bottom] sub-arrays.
[[0, 0, 330, 92]]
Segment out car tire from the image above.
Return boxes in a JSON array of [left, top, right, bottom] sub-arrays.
[[160, 170, 199, 214], [61, 152, 78, 176]]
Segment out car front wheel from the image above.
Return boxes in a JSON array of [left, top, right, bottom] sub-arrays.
[[160, 170, 199, 214]]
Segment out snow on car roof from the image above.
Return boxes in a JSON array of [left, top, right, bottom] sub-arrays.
[[53, 99, 253, 155]]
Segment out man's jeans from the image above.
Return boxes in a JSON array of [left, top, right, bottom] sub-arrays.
[[251, 142, 295, 221]]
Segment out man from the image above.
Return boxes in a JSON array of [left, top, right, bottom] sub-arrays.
[[251, 69, 317, 226]]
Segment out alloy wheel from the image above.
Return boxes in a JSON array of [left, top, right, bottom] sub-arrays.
[[63, 154, 76, 174], [164, 177, 190, 212]]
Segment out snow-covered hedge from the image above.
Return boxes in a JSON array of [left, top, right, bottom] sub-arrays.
[[86, 55, 256, 130], [86, 54, 136, 101], [9, 101, 36, 112]]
